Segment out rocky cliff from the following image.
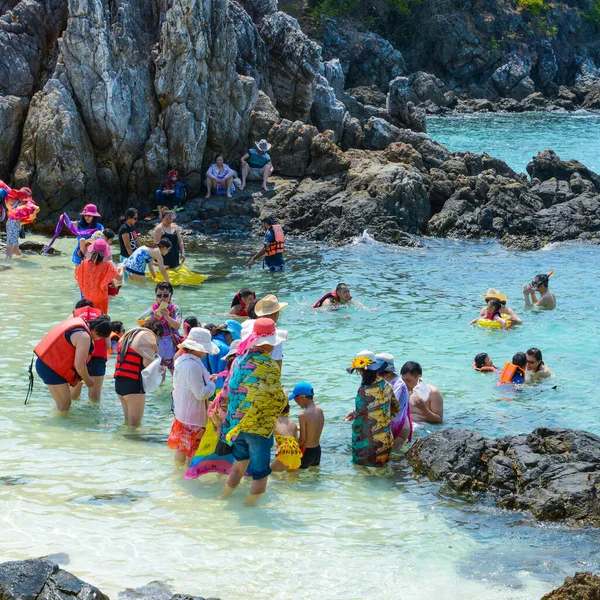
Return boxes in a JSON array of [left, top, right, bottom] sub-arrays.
[[1, 0, 600, 249]]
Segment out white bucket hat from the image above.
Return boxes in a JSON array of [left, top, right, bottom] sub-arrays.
[[256, 139, 272, 152], [177, 327, 220, 354], [375, 352, 396, 373]]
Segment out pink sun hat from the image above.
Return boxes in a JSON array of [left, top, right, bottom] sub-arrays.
[[80, 203, 101, 217]]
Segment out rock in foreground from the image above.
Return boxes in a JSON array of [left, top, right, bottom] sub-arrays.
[[541, 572, 600, 599], [0, 559, 220, 600], [407, 427, 600, 526]]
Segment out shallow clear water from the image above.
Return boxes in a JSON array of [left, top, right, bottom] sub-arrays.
[[427, 111, 600, 174], [1, 234, 600, 599]]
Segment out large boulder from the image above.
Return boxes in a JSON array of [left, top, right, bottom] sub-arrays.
[[258, 12, 321, 122], [408, 427, 600, 525], [310, 74, 345, 141], [0, 95, 28, 180], [307, 130, 351, 176], [491, 54, 535, 100], [230, 0, 272, 95], [405, 72, 449, 107], [0, 559, 108, 600], [267, 119, 318, 176], [541, 572, 600, 599], [321, 58, 345, 99], [527, 149, 600, 192], [362, 117, 402, 150], [319, 18, 405, 90], [582, 85, 600, 110], [14, 76, 101, 217], [248, 91, 280, 143], [387, 77, 427, 132]]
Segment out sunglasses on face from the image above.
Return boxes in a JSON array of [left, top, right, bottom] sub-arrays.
[[156, 293, 171, 298], [527, 359, 538, 364]]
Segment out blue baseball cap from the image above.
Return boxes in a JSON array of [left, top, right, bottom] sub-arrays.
[[223, 319, 242, 340], [289, 381, 314, 400]]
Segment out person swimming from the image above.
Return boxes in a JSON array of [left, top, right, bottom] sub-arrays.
[[470, 298, 508, 329], [498, 352, 527, 385], [473, 352, 496, 372]]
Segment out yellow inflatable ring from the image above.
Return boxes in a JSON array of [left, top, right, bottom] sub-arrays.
[[476, 316, 512, 329]]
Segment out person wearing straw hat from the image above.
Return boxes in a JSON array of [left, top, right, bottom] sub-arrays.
[[72, 204, 104, 266], [241, 294, 288, 366], [239, 139, 273, 192], [168, 328, 220, 465], [478, 288, 523, 324], [221, 318, 288, 504]]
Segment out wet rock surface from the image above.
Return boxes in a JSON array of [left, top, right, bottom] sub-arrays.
[[541, 572, 600, 599], [0, 560, 221, 600], [407, 427, 600, 526]]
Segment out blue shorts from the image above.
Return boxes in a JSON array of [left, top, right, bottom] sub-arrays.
[[36, 358, 69, 385], [88, 356, 107, 377], [231, 432, 274, 480]]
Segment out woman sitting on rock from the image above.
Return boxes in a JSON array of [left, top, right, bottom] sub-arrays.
[[205, 154, 235, 199]]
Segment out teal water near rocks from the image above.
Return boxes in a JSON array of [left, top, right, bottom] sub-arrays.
[[427, 111, 600, 174], [1, 231, 600, 599]]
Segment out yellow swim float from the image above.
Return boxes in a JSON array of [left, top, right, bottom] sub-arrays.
[[147, 264, 207, 287], [476, 315, 513, 329]]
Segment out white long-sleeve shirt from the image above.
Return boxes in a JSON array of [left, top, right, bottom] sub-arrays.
[[172, 353, 216, 426]]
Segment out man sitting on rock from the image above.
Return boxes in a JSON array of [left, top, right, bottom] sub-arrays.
[[239, 139, 273, 192], [400, 361, 443, 424], [155, 169, 186, 219]]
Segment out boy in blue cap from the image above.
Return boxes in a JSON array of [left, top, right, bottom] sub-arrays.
[[289, 382, 325, 468]]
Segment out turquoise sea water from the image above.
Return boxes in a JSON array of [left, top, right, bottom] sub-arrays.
[[427, 111, 600, 174], [1, 232, 600, 599]]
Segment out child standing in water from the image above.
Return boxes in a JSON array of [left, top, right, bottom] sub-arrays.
[[289, 381, 324, 469], [271, 403, 303, 472]]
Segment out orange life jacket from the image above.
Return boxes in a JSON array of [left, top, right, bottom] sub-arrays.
[[34, 317, 92, 385], [499, 362, 526, 383], [312, 290, 353, 309], [473, 362, 496, 372], [73, 307, 107, 360], [264, 224, 285, 257]]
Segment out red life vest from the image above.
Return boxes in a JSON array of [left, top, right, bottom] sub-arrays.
[[312, 290, 352, 309], [472, 362, 496, 373], [115, 341, 144, 380], [73, 306, 107, 361], [231, 291, 248, 317], [34, 317, 92, 386], [264, 224, 285, 257]]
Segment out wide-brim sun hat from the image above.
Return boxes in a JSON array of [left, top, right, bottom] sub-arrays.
[[481, 288, 507, 302], [347, 349, 385, 373], [89, 238, 111, 259], [237, 317, 287, 355], [80, 203, 101, 217], [178, 327, 220, 354], [256, 139, 272, 152], [224, 340, 241, 360], [254, 294, 288, 317], [375, 352, 396, 373], [220, 319, 242, 340]]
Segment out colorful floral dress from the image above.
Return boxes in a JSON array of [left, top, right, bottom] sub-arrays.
[[222, 351, 287, 442], [138, 302, 181, 371], [352, 380, 394, 467]]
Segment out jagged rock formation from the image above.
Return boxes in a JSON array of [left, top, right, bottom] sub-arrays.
[[541, 572, 600, 599], [407, 427, 600, 526]]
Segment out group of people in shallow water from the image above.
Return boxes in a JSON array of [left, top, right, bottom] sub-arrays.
[[21, 194, 557, 504]]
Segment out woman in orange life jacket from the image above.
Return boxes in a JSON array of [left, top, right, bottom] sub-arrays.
[[473, 352, 497, 372], [34, 312, 111, 412], [70, 299, 112, 403], [230, 288, 256, 316], [114, 317, 164, 428], [313, 283, 352, 308], [247, 216, 285, 272]]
